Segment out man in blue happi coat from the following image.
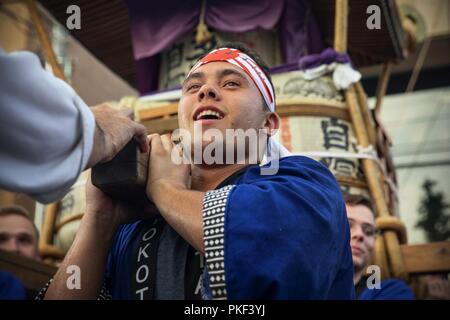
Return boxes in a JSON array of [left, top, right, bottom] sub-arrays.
[[41, 43, 354, 300], [345, 195, 415, 300]]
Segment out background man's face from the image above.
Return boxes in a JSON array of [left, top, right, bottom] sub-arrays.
[[346, 204, 376, 270], [0, 214, 39, 259], [178, 61, 267, 154]]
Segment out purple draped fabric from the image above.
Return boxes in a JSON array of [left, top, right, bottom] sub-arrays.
[[270, 48, 352, 75], [127, 0, 325, 94], [278, 0, 324, 63], [127, 1, 200, 60], [127, 0, 283, 60], [205, 0, 284, 33], [298, 47, 351, 69], [135, 56, 160, 96]]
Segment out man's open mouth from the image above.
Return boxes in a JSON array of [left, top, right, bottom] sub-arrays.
[[193, 107, 225, 121]]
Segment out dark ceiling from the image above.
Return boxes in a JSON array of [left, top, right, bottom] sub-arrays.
[[39, 0, 136, 86], [310, 0, 405, 67]]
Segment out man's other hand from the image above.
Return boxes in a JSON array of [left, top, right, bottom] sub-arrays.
[[146, 134, 191, 203], [85, 174, 158, 229], [87, 104, 149, 168]]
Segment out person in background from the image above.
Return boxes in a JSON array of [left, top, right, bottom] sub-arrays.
[[0, 48, 149, 204], [0, 205, 40, 299], [0, 271, 27, 300], [345, 194, 415, 300], [0, 205, 40, 259]]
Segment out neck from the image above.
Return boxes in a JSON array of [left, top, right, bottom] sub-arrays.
[[191, 163, 248, 192], [353, 266, 365, 285]]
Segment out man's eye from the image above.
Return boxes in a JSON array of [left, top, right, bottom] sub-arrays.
[[187, 84, 200, 91], [224, 81, 239, 87], [18, 236, 32, 245], [363, 226, 376, 237]]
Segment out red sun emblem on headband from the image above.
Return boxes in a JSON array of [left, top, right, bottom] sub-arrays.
[[199, 48, 240, 63]]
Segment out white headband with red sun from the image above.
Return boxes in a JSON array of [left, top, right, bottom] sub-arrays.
[[188, 48, 275, 112]]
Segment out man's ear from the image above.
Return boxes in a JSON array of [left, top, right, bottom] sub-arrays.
[[263, 112, 280, 137]]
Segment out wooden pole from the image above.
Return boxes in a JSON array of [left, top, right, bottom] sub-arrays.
[[26, 0, 65, 80], [374, 235, 391, 279], [405, 1, 443, 93], [39, 202, 58, 250], [334, 0, 348, 53], [355, 82, 377, 147], [385, 232, 408, 279], [374, 63, 392, 115], [345, 89, 387, 215], [333, 0, 407, 281], [346, 87, 408, 280]]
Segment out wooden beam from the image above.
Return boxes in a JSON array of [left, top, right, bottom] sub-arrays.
[[39, 244, 64, 260], [137, 100, 349, 121], [355, 82, 377, 147], [385, 231, 407, 279], [335, 175, 368, 189], [346, 85, 407, 280], [26, 0, 65, 80], [138, 103, 179, 121], [374, 234, 391, 279], [141, 117, 179, 134], [55, 213, 84, 232], [374, 63, 392, 115], [346, 87, 390, 217], [0, 249, 56, 291], [138, 102, 352, 134], [39, 202, 58, 257], [276, 103, 350, 121], [334, 0, 348, 53], [401, 241, 450, 274]]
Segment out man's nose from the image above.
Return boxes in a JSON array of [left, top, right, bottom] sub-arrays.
[[198, 85, 219, 101], [1, 238, 20, 253], [351, 225, 364, 242]]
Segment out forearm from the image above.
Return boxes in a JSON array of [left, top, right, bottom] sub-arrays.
[[86, 122, 105, 169], [152, 181, 206, 253], [45, 213, 118, 299], [0, 51, 95, 203]]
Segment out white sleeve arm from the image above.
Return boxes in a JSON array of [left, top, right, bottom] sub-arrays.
[[0, 49, 95, 203]]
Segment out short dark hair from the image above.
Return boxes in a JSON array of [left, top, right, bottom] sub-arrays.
[[0, 205, 39, 239], [199, 41, 275, 110], [344, 194, 375, 215]]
